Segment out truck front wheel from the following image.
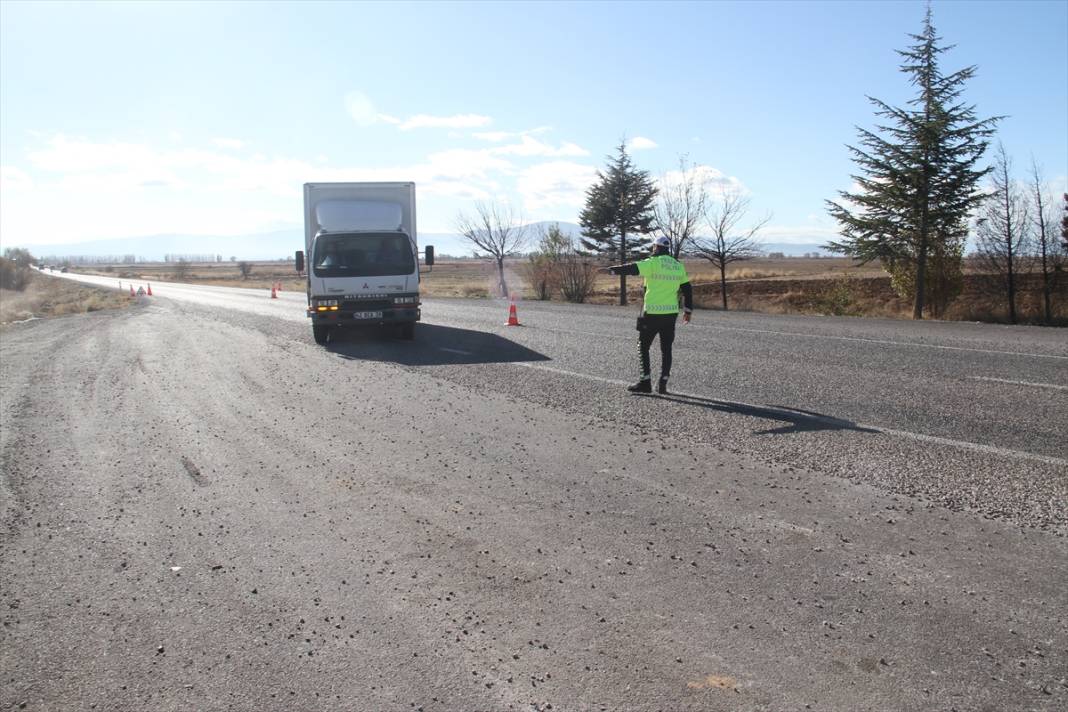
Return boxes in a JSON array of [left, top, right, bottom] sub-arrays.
[[312, 325, 331, 345]]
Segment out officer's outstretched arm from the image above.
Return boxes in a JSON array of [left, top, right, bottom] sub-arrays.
[[605, 263, 640, 276]]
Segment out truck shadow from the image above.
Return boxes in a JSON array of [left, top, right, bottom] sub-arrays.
[[326, 323, 550, 366], [647, 393, 880, 436]]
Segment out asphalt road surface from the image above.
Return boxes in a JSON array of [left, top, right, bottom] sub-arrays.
[[1, 274, 1066, 711]]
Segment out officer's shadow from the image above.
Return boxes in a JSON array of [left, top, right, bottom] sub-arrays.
[[644, 392, 879, 436]]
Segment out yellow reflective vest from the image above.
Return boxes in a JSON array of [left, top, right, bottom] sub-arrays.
[[636, 255, 689, 314]]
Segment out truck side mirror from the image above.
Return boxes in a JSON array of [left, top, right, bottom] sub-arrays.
[[424, 245, 434, 266], [295, 250, 304, 273]]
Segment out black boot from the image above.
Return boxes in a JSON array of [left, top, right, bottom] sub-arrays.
[[657, 378, 669, 395], [627, 379, 652, 394]]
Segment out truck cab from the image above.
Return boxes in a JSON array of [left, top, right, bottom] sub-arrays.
[[297, 182, 432, 344]]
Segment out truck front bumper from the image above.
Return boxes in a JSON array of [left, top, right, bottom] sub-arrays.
[[308, 307, 420, 326]]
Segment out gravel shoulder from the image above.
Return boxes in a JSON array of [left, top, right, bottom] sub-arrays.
[[1, 301, 1066, 711]]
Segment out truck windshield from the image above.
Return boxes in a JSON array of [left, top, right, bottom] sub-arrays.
[[313, 233, 415, 278]]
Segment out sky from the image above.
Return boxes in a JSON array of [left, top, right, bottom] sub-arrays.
[[1, 0, 1066, 255]]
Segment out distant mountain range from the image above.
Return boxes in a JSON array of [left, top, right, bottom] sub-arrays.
[[21, 221, 832, 262]]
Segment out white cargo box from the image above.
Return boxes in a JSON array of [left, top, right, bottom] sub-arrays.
[[315, 200, 403, 232]]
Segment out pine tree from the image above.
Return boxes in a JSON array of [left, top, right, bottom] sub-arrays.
[[579, 142, 658, 305], [826, 5, 1000, 318]]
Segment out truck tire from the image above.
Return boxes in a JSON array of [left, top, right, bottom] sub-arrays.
[[312, 325, 331, 345], [398, 323, 415, 340]]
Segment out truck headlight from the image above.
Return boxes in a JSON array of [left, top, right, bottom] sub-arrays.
[[393, 296, 417, 305], [313, 298, 339, 311]]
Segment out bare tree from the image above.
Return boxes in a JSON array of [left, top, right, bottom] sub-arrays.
[[1062, 193, 1068, 250], [558, 253, 598, 303], [523, 223, 571, 300], [1028, 159, 1064, 324], [237, 261, 253, 280], [653, 155, 709, 258], [173, 259, 192, 281], [975, 144, 1029, 324], [456, 201, 528, 297], [693, 186, 771, 310]]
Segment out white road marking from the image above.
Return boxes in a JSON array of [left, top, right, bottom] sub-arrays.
[[514, 362, 1067, 467], [968, 376, 1068, 391], [704, 324, 1068, 360], [493, 321, 1067, 361]]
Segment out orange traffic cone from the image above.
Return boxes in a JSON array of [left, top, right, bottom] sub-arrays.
[[129, 285, 135, 297], [270, 284, 278, 299], [146, 283, 153, 296], [505, 298, 521, 326]]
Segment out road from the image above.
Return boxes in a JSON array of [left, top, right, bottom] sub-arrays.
[[1, 274, 1066, 711]]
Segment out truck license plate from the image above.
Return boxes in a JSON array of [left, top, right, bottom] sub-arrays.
[[352, 311, 383, 320]]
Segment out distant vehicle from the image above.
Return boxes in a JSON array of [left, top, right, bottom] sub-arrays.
[[296, 182, 433, 345], [60, 267, 68, 273]]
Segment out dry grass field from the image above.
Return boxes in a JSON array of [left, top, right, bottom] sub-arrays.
[[0, 272, 131, 324], [71, 256, 882, 301], [67, 256, 1067, 325], [71, 261, 306, 292], [412, 256, 888, 300]]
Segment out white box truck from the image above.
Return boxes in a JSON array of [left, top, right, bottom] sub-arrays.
[[295, 182, 433, 344]]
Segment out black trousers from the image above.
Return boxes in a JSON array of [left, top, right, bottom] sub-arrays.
[[637, 313, 678, 379]]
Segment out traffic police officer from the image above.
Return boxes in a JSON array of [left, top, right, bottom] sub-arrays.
[[605, 236, 694, 394]]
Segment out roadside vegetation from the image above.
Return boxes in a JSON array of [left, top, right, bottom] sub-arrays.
[[1, 251, 131, 324], [63, 252, 1067, 324]]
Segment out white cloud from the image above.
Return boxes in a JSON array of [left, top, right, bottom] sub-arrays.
[[658, 164, 742, 194], [472, 126, 551, 142], [29, 135, 156, 173], [0, 166, 33, 191], [491, 136, 588, 158], [517, 161, 599, 212], [419, 148, 513, 180], [343, 91, 399, 127], [213, 137, 246, 150], [4, 135, 325, 243], [471, 131, 513, 142], [344, 91, 380, 126], [419, 179, 492, 201], [399, 113, 492, 131], [2, 132, 601, 245], [627, 136, 658, 151]]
